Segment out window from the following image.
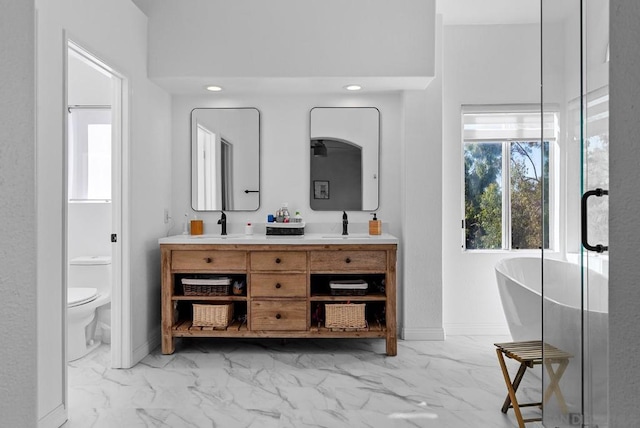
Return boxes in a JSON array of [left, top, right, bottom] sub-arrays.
[[68, 108, 112, 201], [462, 107, 557, 250]]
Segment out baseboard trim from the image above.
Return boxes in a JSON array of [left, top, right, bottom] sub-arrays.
[[444, 323, 510, 336], [401, 327, 445, 341], [131, 328, 161, 367], [38, 403, 67, 428]]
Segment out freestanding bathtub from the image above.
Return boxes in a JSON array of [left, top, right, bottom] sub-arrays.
[[495, 256, 608, 424]]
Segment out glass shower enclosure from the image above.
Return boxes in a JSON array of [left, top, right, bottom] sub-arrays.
[[542, 1, 609, 427]]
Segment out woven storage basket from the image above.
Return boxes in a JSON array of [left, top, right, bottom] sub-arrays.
[[182, 278, 230, 296], [192, 303, 234, 327], [325, 303, 366, 329]]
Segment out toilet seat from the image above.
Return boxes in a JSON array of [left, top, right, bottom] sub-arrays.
[[68, 287, 99, 308]]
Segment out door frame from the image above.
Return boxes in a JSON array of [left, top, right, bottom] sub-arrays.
[[64, 36, 131, 376]]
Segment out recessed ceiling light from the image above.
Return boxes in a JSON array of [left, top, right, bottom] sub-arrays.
[[345, 85, 362, 91], [206, 85, 223, 92]]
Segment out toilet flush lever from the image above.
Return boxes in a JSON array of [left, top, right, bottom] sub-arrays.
[[111, 234, 117, 243]]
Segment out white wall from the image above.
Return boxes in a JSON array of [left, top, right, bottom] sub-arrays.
[[400, 16, 444, 340], [67, 203, 112, 260], [35, 0, 172, 425], [0, 1, 37, 426], [68, 51, 112, 106], [171, 93, 403, 233], [610, 0, 640, 424], [442, 18, 607, 336], [442, 24, 543, 335], [147, 0, 435, 89]]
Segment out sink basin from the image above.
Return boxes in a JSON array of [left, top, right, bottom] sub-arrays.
[[187, 234, 243, 239], [321, 234, 371, 239]]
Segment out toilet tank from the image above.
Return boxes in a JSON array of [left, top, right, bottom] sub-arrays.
[[68, 256, 112, 295]]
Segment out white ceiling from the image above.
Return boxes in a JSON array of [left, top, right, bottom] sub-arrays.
[[131, 0, 151, 15], [133, 0, 541, 25]]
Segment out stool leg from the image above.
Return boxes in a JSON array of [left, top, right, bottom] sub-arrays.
[[496, 349, 526, 428], [501, 362, 528, 413], [544, 358, 570, 414]]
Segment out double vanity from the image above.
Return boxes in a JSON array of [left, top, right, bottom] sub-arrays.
[[160, 233, 398, 356], [167, 106, 395, 354]]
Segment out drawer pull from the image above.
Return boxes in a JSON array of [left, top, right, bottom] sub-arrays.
[[275, 257, 281, 264], [275, 283, 282, 289], [205, 257, 213, 263], [345, 257, 351, 264], [275, 313, 282, 319]]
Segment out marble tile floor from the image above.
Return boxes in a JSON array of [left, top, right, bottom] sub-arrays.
[[64, 336, 544, 428]]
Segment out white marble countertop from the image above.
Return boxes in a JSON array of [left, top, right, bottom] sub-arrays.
[[159, 232, 398, 245]]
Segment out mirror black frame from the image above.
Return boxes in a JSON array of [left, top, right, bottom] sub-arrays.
[[309, 107, 380, 211], [190, 107, 261, 212]]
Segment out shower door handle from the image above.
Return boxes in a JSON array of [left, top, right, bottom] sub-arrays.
[[581, 188, 609, 253]]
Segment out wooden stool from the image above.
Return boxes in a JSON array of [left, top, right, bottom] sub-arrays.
[[495, 340, 572, 428]]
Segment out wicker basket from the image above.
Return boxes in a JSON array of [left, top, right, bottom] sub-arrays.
[[192, 303, 234, 327], [182, 278, 230, 296], [325, 303, 366, 329]]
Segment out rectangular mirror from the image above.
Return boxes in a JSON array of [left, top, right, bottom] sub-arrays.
[[191, 108, 260, 211], [310, 107, 380, 211]]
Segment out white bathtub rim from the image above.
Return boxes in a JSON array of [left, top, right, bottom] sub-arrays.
[[496, 256, 608, 314]]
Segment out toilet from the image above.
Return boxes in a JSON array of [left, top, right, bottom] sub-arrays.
[[67, 255, 111, 361]]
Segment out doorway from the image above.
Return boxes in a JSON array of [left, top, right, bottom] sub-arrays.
[[65, 39, 129, 373]]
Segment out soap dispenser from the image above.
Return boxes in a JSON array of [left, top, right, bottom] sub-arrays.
[[369, 213, 382, 235], [182, 213, 189, 235]]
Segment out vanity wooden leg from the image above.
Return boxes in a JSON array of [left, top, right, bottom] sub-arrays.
[[386, 335, 397, 356], [161, 247, 175, 354], [385, 249, 397, 356], [162, 333, 175, 355]]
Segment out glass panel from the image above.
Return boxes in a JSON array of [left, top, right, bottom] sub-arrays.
[[542, 1, 584, 426], [464, 142, 502, 249], [543, 0, 609, 426], [583, 0, 609, 426], [510, 141, 548, 250]]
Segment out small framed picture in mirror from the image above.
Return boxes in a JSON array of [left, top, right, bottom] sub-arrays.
[[314, 180, 330, 199]]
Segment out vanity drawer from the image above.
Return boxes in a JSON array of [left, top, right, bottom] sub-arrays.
[[310, 250, 387, 272], [251, 300, 307, 331], [251, 251, 306, 271], [172, 250, 246, 271], [251, 273, 307, 298]]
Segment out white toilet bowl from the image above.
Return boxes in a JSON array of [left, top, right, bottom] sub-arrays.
[[68, 288, 101, 360], [67, 256, 111, 361]]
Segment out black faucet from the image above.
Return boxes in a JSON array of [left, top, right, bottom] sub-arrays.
[[217, 211, 227, 236], [342, 211, 348, 236]]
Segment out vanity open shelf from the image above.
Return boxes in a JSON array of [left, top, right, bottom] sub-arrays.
[[160, 236, 398, 355]]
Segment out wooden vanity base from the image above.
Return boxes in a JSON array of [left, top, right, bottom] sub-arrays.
[[161, 243, 397, 356]]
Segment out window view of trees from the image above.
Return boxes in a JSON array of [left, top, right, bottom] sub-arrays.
[[464, 142, 502, 249], [464, 141, 549, 250]]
